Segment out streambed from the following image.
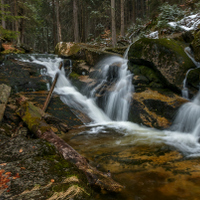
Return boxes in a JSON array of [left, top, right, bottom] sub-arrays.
[[12, 53, 200, 200], [62, 125, 200, 200]]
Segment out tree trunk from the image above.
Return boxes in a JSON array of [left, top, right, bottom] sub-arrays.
[[56, 0, 62, 43], [17, 100, 123, 193], [52, 0, 57, 47], [120, 0, 125, 37], [111, 0, 117, 47], [1, 0, 6, 29], [14, 0, 20, 45], [133, 0, 136, 23], [73, 0, 79, 42]]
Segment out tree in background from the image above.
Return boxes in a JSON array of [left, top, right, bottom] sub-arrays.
[[73, 0, 79, 42], [1, 0, 192, 52], [121, 0, 125, 37], [111, 0, 116, 47]]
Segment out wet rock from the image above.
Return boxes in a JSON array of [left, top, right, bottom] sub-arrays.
[[186, 68, 200, 96], [182, 31, 194, 43], [191, 30, 200, 62], [0, 59, 51, 93], [129, 89, 188, 129], [0, 84, 11, 122], [128, 38, 196, 93], [55, 42, 121, 66]]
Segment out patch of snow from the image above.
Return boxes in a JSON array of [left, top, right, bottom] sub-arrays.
[[145, 31, 159, 39], [168, 13, 200, 31]]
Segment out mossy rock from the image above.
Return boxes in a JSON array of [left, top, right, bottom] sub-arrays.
[[131, 64, 164, 92], [191, 30, 200, 62], [128, 38, 196, 93], [186, 68, 200, 96], [55, 42, 122, 66]]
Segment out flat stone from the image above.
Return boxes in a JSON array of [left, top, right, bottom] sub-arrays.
[[0, 84, 11, 122]]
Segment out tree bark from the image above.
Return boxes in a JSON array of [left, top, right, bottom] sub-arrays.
[[43, 62, 62, 112], [1, 0, 6, 29], [120, 0, 125, 37], [17, 100, 123, 193], [73, 0, 79, 42], [56, 0, 62, 43], [52, 0, 57, 47], [111, 0, 117, 47]]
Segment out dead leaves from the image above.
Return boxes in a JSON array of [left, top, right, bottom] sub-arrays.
[[0, 169, 20, 192]]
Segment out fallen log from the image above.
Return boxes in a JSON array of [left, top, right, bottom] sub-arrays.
[[17, 100, 123, 192], [43, 62, 63, 112], [0, 84, 11, 122]]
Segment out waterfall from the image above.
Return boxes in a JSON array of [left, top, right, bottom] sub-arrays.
[[182, 47, 200, 98], [171, 92, 200, 133], [14, 52, 200, 156], [86, 48, 133, 121]]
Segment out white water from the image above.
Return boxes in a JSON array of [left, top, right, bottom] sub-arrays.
[[182, 47, 200, 99], [15, 53, 200, 157], [88, 55, 133, 121]]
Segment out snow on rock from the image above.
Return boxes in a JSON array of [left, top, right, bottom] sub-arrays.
[[145, 31, 159, 39], [168, 13, 200, 31]]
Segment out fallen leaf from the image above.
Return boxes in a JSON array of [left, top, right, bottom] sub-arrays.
[[5, 172, 12, 176], [50, 179, 55, 183], [19, 149, 23, 153], [0, 163, 7, 166], [13, 173, 20, 179], [21, 167, 26, 170]]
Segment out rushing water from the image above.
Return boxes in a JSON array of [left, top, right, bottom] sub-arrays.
[[14, 52, 200, 199], [182, 47, 200, 99], [15, 52, 200, 156]]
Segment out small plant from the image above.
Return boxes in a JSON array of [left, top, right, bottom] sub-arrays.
[[0, 26, 19, 41], [157, 3, 184, 23]]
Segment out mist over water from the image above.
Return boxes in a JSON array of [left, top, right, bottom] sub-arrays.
[[15, 53, 200, 157]]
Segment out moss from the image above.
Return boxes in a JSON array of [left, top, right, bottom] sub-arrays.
[[191, 30, 200, 62], [69, 72, 80, 80], [129, 38, 193, 70], [19, 102, 51, 134], [1, 49, 25, 54]]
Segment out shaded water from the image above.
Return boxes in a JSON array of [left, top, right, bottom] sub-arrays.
[[15, 53, 200, 199]]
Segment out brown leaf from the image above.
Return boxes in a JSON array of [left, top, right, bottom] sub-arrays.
[[0, 163, 7, 166], [19, 149, 23, 153], [50, 179, 55, 183], [21, 167, 26, 170]]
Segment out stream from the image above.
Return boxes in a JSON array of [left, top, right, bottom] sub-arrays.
[[15, 53, 200, 200]]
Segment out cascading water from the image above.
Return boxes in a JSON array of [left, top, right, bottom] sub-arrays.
[[86, 51, 133, 121], [171, 92, 200, 133], [182, 47, 200, 99], [14, 50, 200, 157]]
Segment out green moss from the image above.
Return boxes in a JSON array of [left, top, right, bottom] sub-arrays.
[[129, 38, 192, 70], [69, 44, 82, 55], [191, 30, 200, 62], [1, 49, 25, 54], [20, 102, 51, 133], [69, 72, 80, 80]]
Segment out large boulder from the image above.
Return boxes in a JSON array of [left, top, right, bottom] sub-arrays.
[[191, 30, 200, 62], [128, 38, 196, 93], [55, 42, 121, 66], [129, 89, 188, 129]]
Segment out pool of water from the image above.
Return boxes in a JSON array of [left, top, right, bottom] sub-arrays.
[[62, 125, 200, 200]]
